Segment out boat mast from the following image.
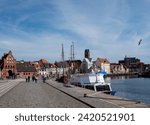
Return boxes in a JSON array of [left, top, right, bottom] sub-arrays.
[[72, 42, 75, 60], [61, 44, 65, 76], [70, 44, 73, 60]]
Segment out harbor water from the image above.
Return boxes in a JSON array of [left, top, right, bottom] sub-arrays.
[[107, 76, 150, 104]]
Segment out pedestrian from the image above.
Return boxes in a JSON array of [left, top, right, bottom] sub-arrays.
[[42, 75, 46, 83], [35, 76, 38, 83], [32, 75, 35, 82], [28, 76, 30, 82]]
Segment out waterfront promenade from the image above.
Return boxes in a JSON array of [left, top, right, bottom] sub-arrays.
[[0, 79, 149, 108], [0, 79, 89, 108], [0, 79, 24, 98]]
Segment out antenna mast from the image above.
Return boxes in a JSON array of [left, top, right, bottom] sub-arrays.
[[72, 42, 75, 60], [62, 44, 65, 76], [70, 44, 73, 60]]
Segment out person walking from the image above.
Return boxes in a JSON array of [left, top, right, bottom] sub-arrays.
[[42, 75, 46, 83], [35, 76, 38, 83], [28, 76, 30, 82], [32, 75, 35, 82]]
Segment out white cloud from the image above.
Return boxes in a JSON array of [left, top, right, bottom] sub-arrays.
[[0, 0, 150, 63]]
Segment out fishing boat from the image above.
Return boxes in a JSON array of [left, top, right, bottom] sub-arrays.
[[70, 49, 115, 95]]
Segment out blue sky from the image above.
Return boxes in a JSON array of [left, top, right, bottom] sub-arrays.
[[0, 0, 150, 63]]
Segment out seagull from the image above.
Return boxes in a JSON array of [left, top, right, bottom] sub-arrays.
[[138, 39, 142, 45]]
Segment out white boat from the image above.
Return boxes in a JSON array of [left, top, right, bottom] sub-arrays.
[[70, 72, 113, 94], [70, 49, 115, 95]]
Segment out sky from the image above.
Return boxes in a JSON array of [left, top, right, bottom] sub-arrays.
[[0, 0, 150, 63]]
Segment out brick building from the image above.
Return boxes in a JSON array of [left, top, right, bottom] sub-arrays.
[[16, 61, 37, 78], [119, 56, 144, 73], [0, 51, 17, 78]]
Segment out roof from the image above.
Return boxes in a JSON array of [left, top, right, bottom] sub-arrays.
[[16, 62, 36, 72], [39, 59, 49, 64], [40, 63, 50, 69], [0, 51, 16, 69], [1, 50, 15, 61], [55, 61, 69, 68], [97, 58, 110, 64]]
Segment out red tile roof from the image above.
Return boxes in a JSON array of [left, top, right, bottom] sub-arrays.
[[97, 58, 110, 64]]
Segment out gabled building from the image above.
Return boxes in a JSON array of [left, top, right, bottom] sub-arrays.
[[30, 61, 41, 71], [95, 58, 110, 74], [54, 61, 69, 76], [39, 59, 49, 65], [49, 64, 57, 76], [37, 59, 51, 77], [16, 61, 37, 78], [0, 51, 17, 78], [39, 63, 50, 76]]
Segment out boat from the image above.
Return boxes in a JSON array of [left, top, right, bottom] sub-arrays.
[[70, 49, 115, 95], [70, 72, 114, 94]]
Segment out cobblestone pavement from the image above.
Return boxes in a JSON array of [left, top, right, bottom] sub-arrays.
[[0, 80, 90, 108], [0, 79, 24, 97]]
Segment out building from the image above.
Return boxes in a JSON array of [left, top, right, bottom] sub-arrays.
[[110, 63, 129, 74], [95, 58, 110, 74], [66, 60, 82, 74], [30, 61, 41, 71], [48, 64, 57, 76], [0, 51, 17, 78], [37, 59, 52, 76], [16, 61, 37, 78], [39, 63, 51, 76], [80, 49, 94, 73], [38, 59, 49, 65], [119, 56, 144, 73], [54, 61, 69, 76]]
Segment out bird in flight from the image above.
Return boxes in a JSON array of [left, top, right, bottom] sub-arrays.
[[138, 39, 142, 45]]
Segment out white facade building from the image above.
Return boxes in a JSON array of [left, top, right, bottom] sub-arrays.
[[95, 58, 110, 74]]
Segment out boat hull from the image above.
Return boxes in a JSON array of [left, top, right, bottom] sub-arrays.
[[70, 73, 112, 92]]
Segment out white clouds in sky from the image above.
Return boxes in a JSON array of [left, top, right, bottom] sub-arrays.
[[0, 0, 150, 63]]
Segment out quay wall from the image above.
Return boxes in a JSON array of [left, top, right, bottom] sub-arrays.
[[106, 73, 138, 77], [46, 79, 150, 108]]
